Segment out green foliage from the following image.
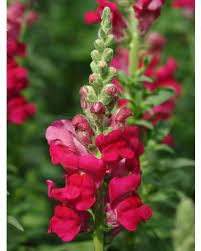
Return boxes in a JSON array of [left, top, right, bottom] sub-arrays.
[[172, 196, 195, 251]]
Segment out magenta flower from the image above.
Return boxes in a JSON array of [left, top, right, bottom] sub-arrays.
[[7, 1, 37, 125], [46, 119, 88, 169], [7, 96, 36, 125], [48, 205, 88, 242], [96, 126, 144, 176], [107, 175, 152, 231], [134, 0, 165, 33], [47, 173, 96, 211], [172, 0, 194, 14]]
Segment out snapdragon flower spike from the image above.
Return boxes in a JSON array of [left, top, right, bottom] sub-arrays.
[[7, 1, 37, 124], [81, 7, 119, 131], [46, 8, 151, 244]]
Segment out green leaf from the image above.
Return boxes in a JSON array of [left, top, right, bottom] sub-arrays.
[[137, 75, 153, 83], [173, 158, 195, 168], [8, 216, 24, 231], [132, 119, 154, 130], [117, 70, 128, 85], [144, 88, 175, 107], [154, 144, 175, 154]]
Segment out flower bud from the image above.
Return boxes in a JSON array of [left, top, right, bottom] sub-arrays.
[[91, 50, 101, 63], [94, 38, 105, 51], [89, 74, 97, 84], [80, 85, 97, 103], [72, 114, 94, 145], [80, 97, 88, 109], [98, 60, 108, 76], [72, 114, 92, 131], [110, 106, 132, 129], [100, 84, 119, 106], [103, 48, 113, 64], [90, 102, 106, 115]]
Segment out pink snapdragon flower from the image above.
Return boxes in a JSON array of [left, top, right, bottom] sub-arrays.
[[7, 1, 37, 125], [172, 0, 194, 14], [48, 205, 89, 242], [134, 0, 165, 33], [107, 174, 152, 231], [96, 126, 144, 176]]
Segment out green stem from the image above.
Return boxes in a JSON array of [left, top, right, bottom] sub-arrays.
[[128, 7, 139, 77], [93, 227, 104, 251], [93, 184, 104, 251]]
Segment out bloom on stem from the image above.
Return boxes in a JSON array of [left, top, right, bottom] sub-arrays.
[[48, 205, 89, 242], [96, 126, 144, 176], [107, 175, 152, 232]]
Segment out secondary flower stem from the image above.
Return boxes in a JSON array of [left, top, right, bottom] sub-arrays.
[[128, 7, 139, 77]]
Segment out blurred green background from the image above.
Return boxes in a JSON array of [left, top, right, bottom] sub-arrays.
[[7, 0, 194, 250]]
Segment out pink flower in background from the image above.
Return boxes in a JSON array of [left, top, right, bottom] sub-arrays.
[[7, 96, 36, 125], [7, 1, 37, 125], [146, 32, 166, 52], [172, 0, 195, 14], [134, 0, 165, 33], [161, 133, 175, 146], [84, 0, 127, 40]]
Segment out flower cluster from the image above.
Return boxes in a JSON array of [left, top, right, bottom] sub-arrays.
[[84, 0, 165, 39], [111, 32, 182, 145], [7, 1, 38, 124], [46, 8, 152, 243]]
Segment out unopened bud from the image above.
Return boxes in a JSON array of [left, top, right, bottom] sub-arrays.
[[90, 102, 106, 114], [89, 74, 97, 84], [72, 114, 92, 131], [72, 114, 94, 145], [80, 85, 97, 103], [80, 97, 88, 109], [110, 106, 132, 129], [91, 50, 101, 63], [94, 38, 105, 51], [98, 60, 108, 76], [100, 84, 119, 106], [103, 48, 113, 64]]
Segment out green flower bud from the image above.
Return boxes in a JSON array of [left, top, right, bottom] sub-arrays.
[[91, 50, 101, 63], [98, 60, 108, 76], [94, 38, 105, 51], [90, 61, 99, 73], [100, 84, 119, 106], [103, 48, 113, 64], [80, 85, 97, 103]]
